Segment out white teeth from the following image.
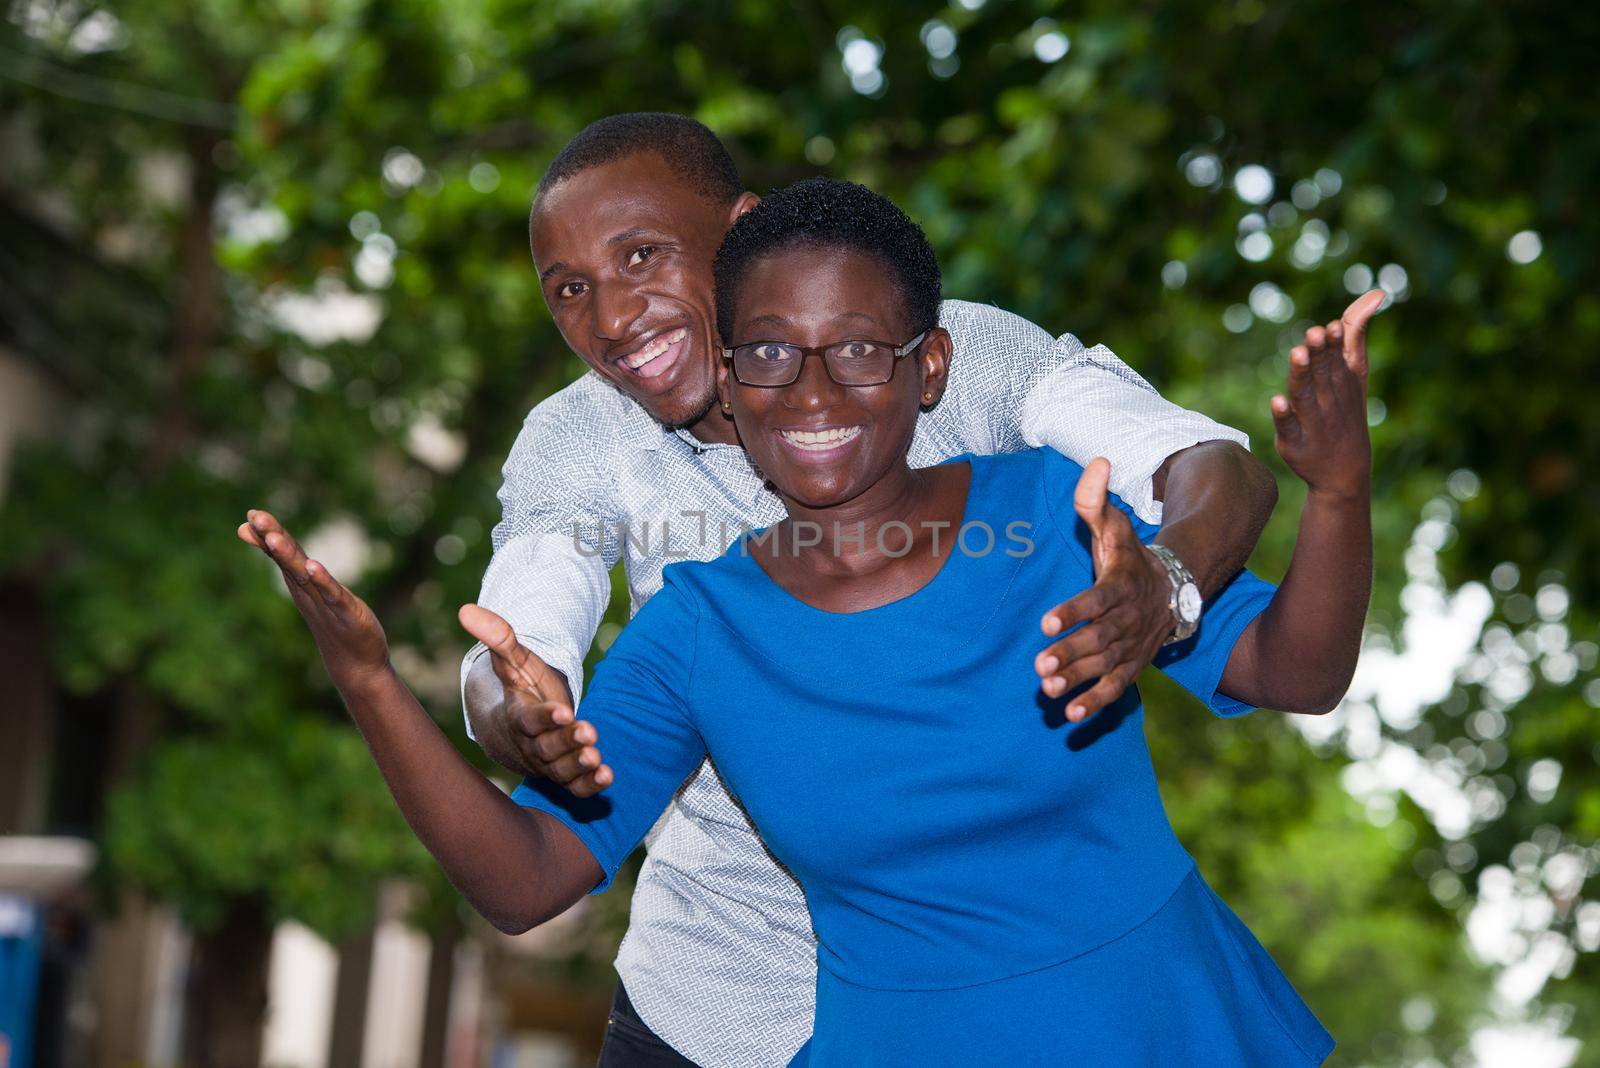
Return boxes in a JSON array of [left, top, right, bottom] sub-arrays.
[[778, 426, 862, 450], [623, 328, 687, 370]]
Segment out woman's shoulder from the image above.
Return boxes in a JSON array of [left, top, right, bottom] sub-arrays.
[[963, 447, 1087, 517]]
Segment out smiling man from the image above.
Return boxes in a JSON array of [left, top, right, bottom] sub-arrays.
[[460, 113, 1278, 1066]]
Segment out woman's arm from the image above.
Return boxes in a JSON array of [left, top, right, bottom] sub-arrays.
[[1219, 291, 1384, 713], [238, 511, 600, 934]]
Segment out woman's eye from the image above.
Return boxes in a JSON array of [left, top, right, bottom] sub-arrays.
[[752, 344, 788, 361], [627, 245, 658, 267], [842, 342, 879, 359]]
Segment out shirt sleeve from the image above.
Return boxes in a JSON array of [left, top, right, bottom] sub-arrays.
[[458, 383, 623, 739], [510, 571, 707, 891], [932, 300, 1250, 527], [1038, 445, 1275, 718]]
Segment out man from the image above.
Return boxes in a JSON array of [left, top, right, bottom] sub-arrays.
[[460, 113, 1278, 1066]]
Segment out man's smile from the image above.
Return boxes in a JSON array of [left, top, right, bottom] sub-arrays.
[[615, 327, 690, 380]]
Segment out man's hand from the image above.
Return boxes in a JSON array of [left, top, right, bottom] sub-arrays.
[[1272, 289, 1383, 499], [1033, 458, 1172, 723], [457, 605, 612, 797], [237, 510, 390, 690]]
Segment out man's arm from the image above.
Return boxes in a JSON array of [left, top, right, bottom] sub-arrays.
[[462, 535, 609, 793], [931, 302, 1276, 719], [1149, 440, 1278, 597], [460, 381, 621, 790]]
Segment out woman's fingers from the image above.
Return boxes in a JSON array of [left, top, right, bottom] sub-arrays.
[[247, 509, 314, 585], [1270, 394, 1302, 443], [304, 558, 351, 611]]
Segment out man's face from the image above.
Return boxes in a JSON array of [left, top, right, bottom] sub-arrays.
[[530, 154, 747, 430]]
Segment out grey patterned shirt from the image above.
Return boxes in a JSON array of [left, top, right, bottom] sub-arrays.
[[462, 299, 1248, 1066]]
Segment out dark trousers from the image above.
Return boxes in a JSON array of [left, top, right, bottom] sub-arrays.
[[597, 981, 700, 1066]]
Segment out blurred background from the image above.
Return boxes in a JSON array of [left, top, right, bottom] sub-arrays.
[[0, 0, 1595, 1065]]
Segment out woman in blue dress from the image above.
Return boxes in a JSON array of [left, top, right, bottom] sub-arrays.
[[242, 178, 1380, 1065]]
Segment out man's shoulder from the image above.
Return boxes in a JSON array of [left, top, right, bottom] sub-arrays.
[[937, 298, 1055, 353], [508, 371, 641, 459], [519, 370, 632, 428]]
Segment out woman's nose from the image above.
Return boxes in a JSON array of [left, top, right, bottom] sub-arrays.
[[783, 349, 848, 411]]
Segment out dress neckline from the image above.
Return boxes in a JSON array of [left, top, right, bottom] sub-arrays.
[[730, 452, 983, 619]]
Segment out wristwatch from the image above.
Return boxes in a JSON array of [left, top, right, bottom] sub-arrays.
[[1147, 543, 1202, 645]]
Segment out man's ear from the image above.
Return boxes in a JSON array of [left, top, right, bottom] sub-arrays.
[[918, 327, 953, 408], [728, 191, 760, 225]]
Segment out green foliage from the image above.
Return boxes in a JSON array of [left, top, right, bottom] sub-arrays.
[[4, 0, 1597, 1060]]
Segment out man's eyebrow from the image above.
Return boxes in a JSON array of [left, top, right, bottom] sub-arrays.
[[745, 313, 793, 329], [538, 261, 566, 283], [607, 227, 660, 247]]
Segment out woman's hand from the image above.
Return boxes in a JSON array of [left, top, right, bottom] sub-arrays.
[[237, 509, 390, 691], [1270, 289, 1385, 499]]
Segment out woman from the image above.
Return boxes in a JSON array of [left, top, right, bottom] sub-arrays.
[[242, 179, 1377, 1065]]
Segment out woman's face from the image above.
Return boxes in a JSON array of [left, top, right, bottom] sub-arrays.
[[717, 245, 950, 510]]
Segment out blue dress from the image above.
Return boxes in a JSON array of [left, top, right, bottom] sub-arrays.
[[516, 448, 1335, 1066]]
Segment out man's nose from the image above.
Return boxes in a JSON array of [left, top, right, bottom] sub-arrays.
[[591, 284, 647, 342]]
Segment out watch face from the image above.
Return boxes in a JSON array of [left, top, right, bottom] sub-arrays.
[[1177, 583, 1203, 623]]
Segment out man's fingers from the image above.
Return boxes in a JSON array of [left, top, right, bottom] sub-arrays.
[[527, 717, 592, 763], [567, 764, 614, 798], [1036, 604, 1140, 677], [1066, 669, 1136, 723], [237, 522, 265, 549], [457, 604, 541, 691], [509, 698, 576, 743], [1340, 289, 1385, 377], [545, 744, 604, 785], [1041, 585, 1110, 637], [1072, 457, 1113, 535], [1040, 652, 1115, 698]]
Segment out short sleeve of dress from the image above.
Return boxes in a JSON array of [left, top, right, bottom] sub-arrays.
[[511, 568, 708, 890], [1037, 446, 1277, 719]]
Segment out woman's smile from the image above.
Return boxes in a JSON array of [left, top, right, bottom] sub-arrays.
[[774, 423, 865, 461]]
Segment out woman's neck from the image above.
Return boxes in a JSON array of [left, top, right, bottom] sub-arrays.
[[767, 460, 965, 580]]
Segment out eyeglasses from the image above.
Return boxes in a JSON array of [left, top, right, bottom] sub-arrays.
[[721, 331, 928, 387]]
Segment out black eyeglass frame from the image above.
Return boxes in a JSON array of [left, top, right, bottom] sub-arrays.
[[720, 330, 930, 388]]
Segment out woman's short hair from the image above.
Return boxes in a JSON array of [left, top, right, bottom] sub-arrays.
[[713, 177, 942, 341]]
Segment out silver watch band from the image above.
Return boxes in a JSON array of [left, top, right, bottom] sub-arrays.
[[1147, 543, 1201, 644]]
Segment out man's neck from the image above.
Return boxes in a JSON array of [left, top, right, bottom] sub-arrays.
[[680, 406, 742, 447]]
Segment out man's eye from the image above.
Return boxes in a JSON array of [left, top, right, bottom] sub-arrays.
[[751, 344, 790, 361], [840, 342, 881, 359], [556, 281, 587, 300], [627, 245, 658, 268]]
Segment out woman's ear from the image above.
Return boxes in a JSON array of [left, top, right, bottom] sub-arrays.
[[716, 357, 735, 418], [918, 327, 953, 409]]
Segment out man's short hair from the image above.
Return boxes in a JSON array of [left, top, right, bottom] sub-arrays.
[[534, 113, 743, 206], [713, 177, 942, 341]]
